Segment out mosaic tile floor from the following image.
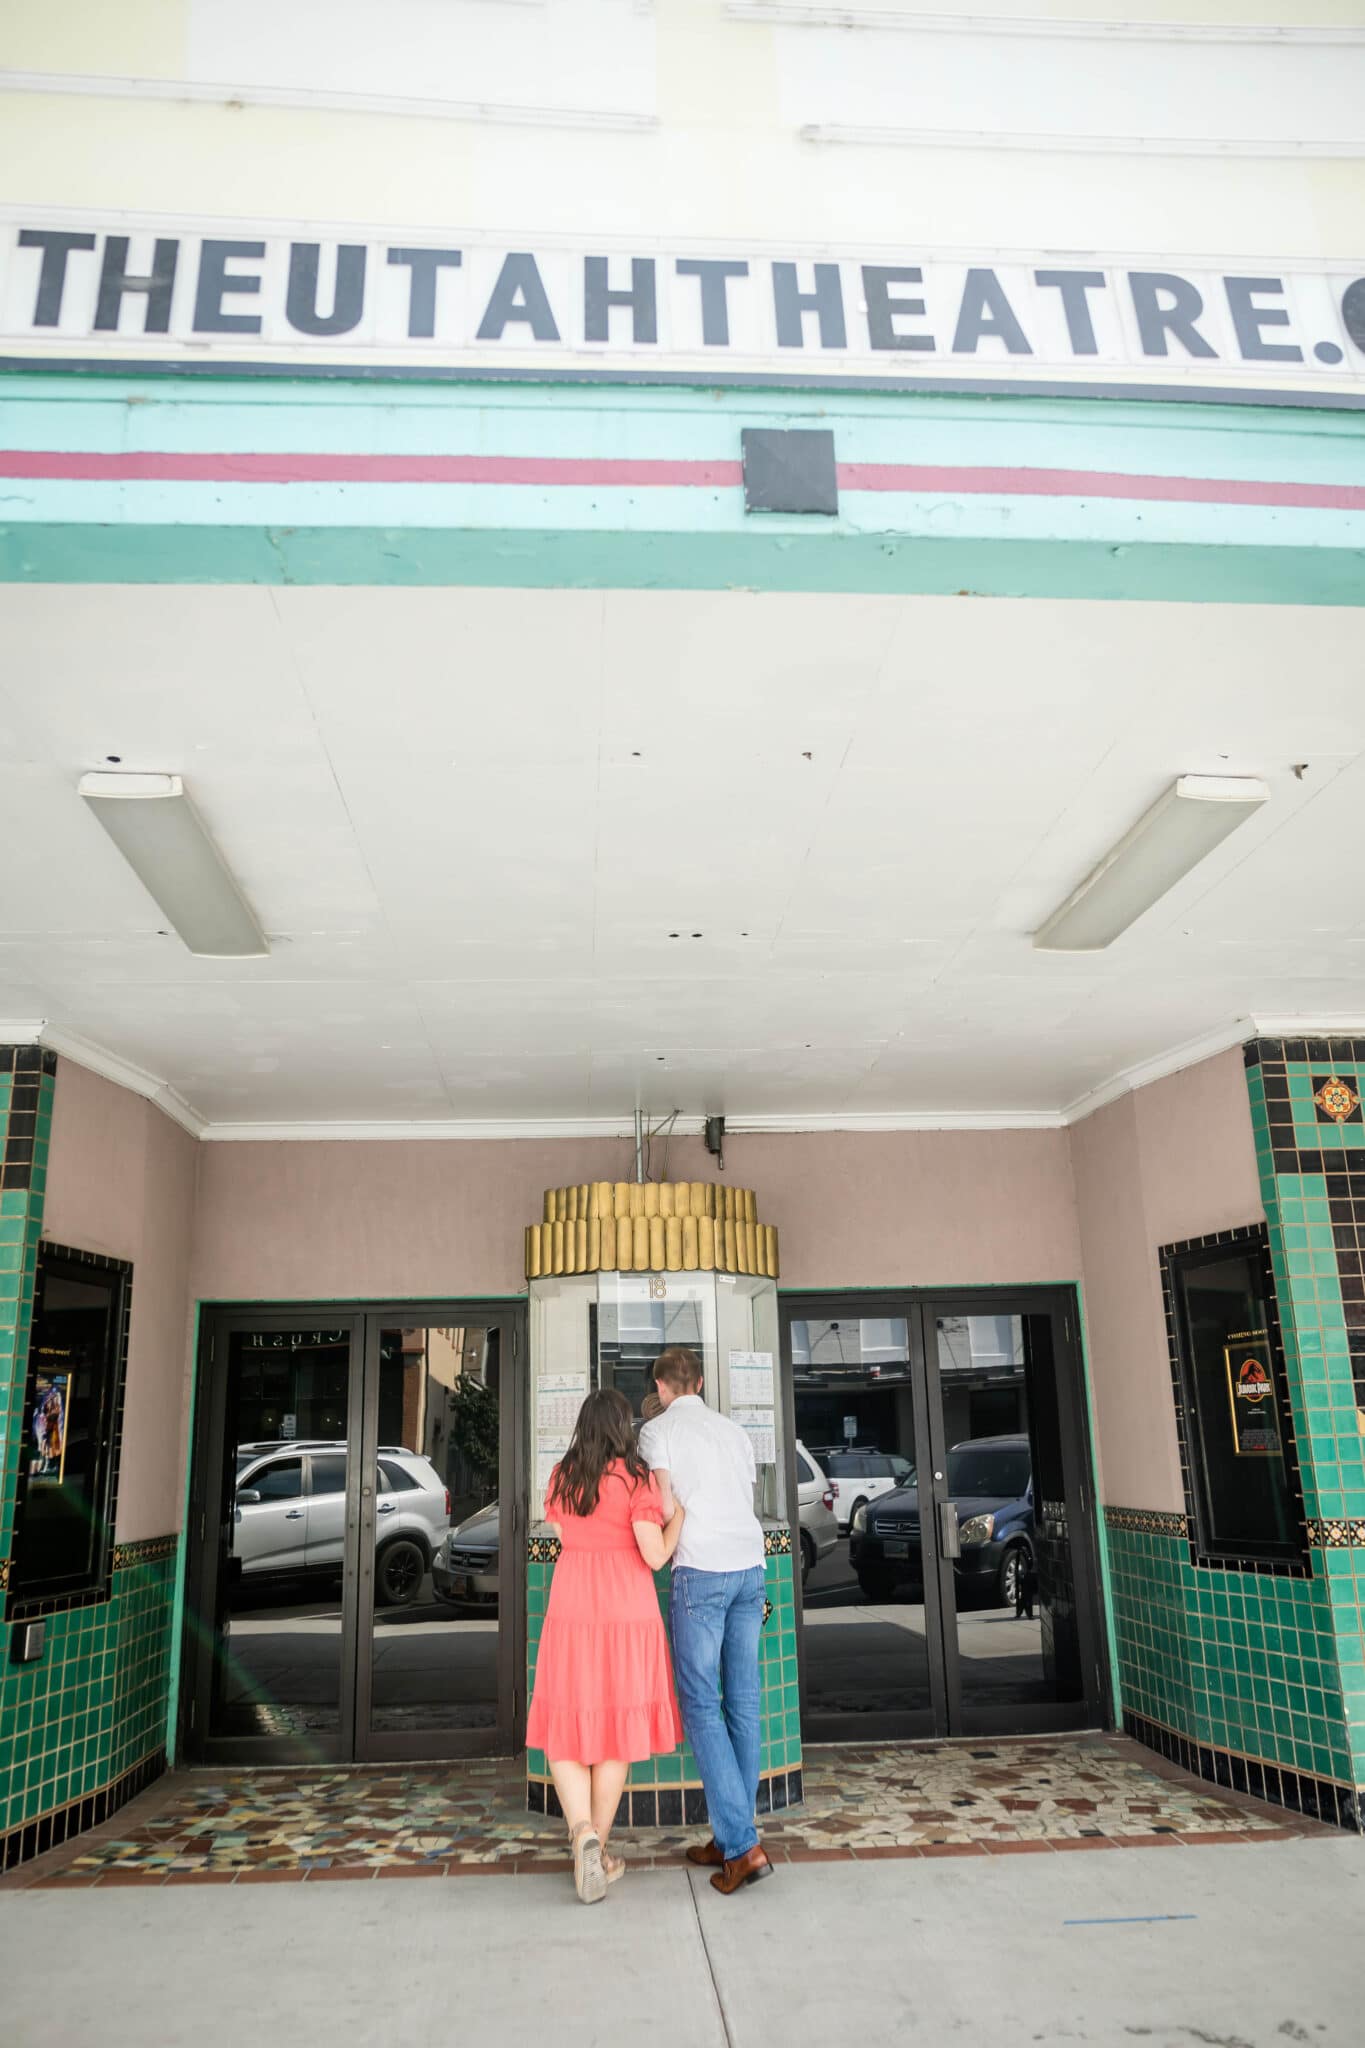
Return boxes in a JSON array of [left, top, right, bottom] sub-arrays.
[[22, 1736, 1315, 1886]]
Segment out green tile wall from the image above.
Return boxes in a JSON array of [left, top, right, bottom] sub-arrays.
[[1107, 1518, 1351, 1788], [0, 1545, 178, 1844], [0, 1048, 178, 1869], [1246, 1039, 1365, 1803], [526, 1536, 802, 1820], [1104, 1036, 1365, 1831]]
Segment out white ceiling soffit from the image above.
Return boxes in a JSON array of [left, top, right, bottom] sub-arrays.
[[4, 587, 1365, 1142]]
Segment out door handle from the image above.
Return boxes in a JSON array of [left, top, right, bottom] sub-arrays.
[[285, 1509, 303, 1520], [377, 1501, 396, 1513], [938, 1501, 960, 1559]]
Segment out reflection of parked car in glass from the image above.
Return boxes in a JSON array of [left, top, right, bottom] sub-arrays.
[[233, 1444, 451, 1606], [810, 1447, 915, 1532], [793, 1442, 838, 1584], [432, 1500, 500, 1610], [849, 1434, 1034, 1608]]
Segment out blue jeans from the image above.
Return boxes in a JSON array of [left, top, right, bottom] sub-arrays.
[[669, 1565, 765, 1862]]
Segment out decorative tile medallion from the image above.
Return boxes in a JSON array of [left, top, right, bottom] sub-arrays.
[[1104, 1505, 1189, 1539], [526, 1534, 560, 1563], [111, 1535, 179, 1571], [763, 1526, 792, 1556], [1313, 1074, 1361, 1125], [1306, 1518, 1365, 1549]]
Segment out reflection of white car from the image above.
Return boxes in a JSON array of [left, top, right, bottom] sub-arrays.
[[794, 1441, 838, 1583], [233, 1444, 450, 1606], [812, 1448, 915, 1532]]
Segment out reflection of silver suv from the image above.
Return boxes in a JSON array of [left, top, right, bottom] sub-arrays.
[[233, 1444, 451, 1606]]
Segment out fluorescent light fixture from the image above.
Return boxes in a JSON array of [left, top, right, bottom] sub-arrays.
[[79, 772, 269, 958], [1033, 774, 1269, 952]]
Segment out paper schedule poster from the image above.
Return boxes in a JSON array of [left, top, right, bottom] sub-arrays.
[[734, 1406, 776, 1467], [537, 1372, 588, 1433], [729, 1351, 774, 1406], [536, 1433, 571, 1501]]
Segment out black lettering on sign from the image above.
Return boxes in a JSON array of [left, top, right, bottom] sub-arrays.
[[1343, 278, 1365, 355], [286, 244, 366, 338], [17, 229, 96, 327], [584, 257, 657, 345], [476, 253, 561, 342], [676, 259, 749, 346], [1128, 273, 1216, 359], [1034, 270, 1106, 355], [193, 241, 265, 334], [772, 263, 847, 349], [862, 267, 934, 353], [952, 270, 1031, 355], [386, 248, 462, 339], [94, 237, 179, 334], [1224, 276, 1301, 363]]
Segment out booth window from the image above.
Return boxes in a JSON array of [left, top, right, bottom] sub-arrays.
[[1162, 1226, 1308, 1570], [7, 1244, 132, 1609]]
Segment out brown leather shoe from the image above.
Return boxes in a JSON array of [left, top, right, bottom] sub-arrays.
[[710, 1844, 773, 1894], [685, 1839, 725, 1868]]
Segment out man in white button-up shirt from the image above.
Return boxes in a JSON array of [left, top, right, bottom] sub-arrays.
[[638, 1346, 773, 1892]]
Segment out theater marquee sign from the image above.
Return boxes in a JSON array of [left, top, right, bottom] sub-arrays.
[[2, 210, 1363, 395]]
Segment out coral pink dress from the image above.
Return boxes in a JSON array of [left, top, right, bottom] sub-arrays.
[[526, 1461, 683, 1764]]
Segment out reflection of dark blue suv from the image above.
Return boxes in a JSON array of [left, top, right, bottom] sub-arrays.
[[849, 1434, 1034, 1608]]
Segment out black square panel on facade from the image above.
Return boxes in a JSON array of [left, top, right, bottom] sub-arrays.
[[741, 428, 838, 515]]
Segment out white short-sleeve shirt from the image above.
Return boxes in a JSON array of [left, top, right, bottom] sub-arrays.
[[637, 1394, 765, 1573]]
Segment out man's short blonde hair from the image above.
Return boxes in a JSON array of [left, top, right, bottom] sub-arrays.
[[653, 1346, 704, 1395]]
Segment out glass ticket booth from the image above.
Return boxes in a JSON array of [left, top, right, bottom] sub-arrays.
[[523, 1184, 803, 1825]]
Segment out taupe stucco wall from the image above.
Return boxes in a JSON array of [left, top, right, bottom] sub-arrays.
[[1068, 1047, 1264, 1513], [43, 1060, 199, 1541], [39, 1044, 1262, 1539], [189, 1126, 1083, 1302]]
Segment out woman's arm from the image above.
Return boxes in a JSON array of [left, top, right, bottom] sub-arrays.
[[633, 1500, 684, 1572]]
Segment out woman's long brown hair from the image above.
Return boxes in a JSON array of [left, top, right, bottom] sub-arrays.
[[549, 1387, 650, 1518]]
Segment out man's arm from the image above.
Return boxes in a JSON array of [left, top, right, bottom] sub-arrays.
[[636, 1417, 676, 1517]]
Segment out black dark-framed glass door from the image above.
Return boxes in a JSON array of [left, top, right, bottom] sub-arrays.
[[183, 1302, 525, 1766], [780, 1287, 1108, 1743]]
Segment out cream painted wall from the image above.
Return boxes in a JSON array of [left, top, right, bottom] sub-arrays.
[[42, 1058, 199, 1542], [1068, 1045, 1264, 1513], [190, 1124, 1082, 1301], [0, 0, 1359, 270]]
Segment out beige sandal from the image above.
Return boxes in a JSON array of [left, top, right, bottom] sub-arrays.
[[570, 1822, 607, 1904], [602, 1849, 625, 1885]]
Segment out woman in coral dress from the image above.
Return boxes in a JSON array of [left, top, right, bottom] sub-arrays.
[[526, 1386, 685, 1902]]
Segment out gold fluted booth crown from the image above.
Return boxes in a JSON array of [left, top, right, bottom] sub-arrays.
[[524, 1181, 779, 1281]]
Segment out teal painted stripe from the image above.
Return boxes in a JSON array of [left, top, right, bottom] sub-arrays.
[[5, 523, 1365, 602], [3, 377, 1363, 489], [3, 483, 1363, 554]]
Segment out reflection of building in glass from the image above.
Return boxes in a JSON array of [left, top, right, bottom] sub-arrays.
[[394, 1327, 500, 1523]]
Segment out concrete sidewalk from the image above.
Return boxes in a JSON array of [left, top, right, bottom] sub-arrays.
[[2, 1835, 1360, 2047]]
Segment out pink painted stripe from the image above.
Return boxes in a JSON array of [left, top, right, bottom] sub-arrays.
[[0, 449, 1360, 510], [839, 462, 1365, 511], [0, 450, 742, 487]]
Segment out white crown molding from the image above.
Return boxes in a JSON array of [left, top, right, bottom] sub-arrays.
[[202, 1115, 695, 1143], [0, 1019, 207, 1139], [800, 122, 1365, 160], [1060, 1020, 1252, 1126], [12, 1016, 1365, 1148], [726, 4, 1365, 47], [725, 1108, 1067, 1133], [0, 71, 658, 135]]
